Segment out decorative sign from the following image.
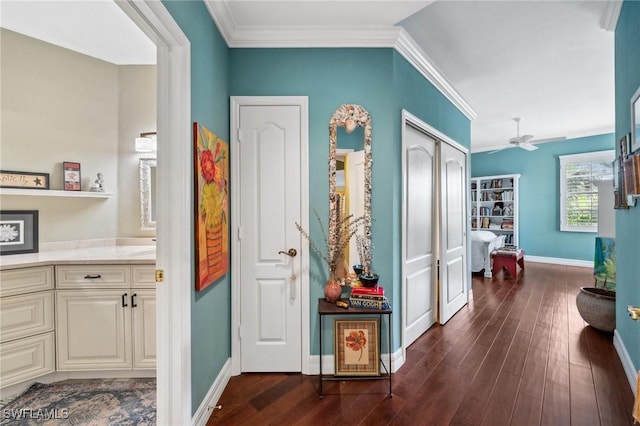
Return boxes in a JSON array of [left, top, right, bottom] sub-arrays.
[[0, 170, 50, 190], [63, 161, 81, 191]]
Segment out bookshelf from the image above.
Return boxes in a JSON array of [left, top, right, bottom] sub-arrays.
[[471, 174, 520, 246]]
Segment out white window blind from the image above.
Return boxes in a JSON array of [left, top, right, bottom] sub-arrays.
[[559, 150, 614, 232]]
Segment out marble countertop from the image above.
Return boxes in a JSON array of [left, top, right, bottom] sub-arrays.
[[0, 245, 156, 270]]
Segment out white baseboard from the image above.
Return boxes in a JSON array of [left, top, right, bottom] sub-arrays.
[[613, 330, 638, 397], [192, 358, 232, 426], [308, 348, 404, 375], [524, 255, 592, 268]]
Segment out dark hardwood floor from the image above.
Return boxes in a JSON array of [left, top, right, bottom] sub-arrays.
[[207, 262, 635, 425]]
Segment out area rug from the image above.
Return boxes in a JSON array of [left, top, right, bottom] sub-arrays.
[[0, 378, 156, 425]]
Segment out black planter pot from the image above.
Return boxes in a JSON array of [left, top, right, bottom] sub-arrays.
[[359, 273, 379, 288]]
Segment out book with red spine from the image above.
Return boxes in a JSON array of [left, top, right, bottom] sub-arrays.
[[349, 293, 385, 301], [351, 286, 384, 296]]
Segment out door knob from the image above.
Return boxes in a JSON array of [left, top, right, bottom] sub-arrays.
[[279, 248, 297, 257]]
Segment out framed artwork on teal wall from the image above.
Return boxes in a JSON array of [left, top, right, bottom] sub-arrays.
[[631, 85, 640, 153]]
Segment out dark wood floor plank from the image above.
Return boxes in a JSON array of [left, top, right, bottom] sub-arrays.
[[205, 263, 635, 426], [569, 362, 601, 426]]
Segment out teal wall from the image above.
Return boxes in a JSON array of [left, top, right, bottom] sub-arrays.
[[230, 49, 470, 352], [471, 133, 614, 261], [230, 48, 395, 353], [614, 0, 640, 374], [162, 0, 231, 414]]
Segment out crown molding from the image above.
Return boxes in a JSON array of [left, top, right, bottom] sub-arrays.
[[394, 29, 477, 120], [203, 1, 476, 121], [600, 0, 622, 32]]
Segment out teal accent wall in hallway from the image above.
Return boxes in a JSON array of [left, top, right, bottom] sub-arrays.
[[162, 0, 231, 415], [614, 0, 640, 375], [230, 48, 471, 353], [471, 133, 614, 261]]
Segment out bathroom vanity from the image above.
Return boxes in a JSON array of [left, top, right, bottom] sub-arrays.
[[0, 244, 156, 393]]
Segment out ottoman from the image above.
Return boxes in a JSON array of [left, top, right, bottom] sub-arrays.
[[491, 248, 525, 278]]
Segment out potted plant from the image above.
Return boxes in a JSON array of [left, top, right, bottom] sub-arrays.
[[296, 210, 364, 302]]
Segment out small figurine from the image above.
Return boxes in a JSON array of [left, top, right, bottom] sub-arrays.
[[90, 172, 105, 192]]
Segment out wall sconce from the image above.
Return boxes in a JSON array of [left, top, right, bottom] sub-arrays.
[[135, 132, 157, 152]]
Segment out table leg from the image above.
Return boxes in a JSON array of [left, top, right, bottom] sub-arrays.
[[319, 314, 323, 398], [388, 312, 393, 398]]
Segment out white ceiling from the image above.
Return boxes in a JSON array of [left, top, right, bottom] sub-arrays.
[[0, 0, 617, 152]]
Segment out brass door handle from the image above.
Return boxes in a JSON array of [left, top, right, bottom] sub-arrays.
[[628, 306, 640, 321], [279, 248, 297, 257]]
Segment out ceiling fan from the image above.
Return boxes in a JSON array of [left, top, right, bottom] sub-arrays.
[[489, 117, 539, 154]]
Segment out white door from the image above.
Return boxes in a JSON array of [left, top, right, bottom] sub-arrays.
[[439, 142, 468, 324], [402, 124, 437, 347], [346, 150, 365, 267], [238, 104, 303, 372]]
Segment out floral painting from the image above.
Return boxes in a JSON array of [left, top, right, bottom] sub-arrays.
[[194, 123, 229, 291], [334, 319, 379, 376]]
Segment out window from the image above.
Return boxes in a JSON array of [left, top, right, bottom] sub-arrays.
[[560, 150, 614, 232]]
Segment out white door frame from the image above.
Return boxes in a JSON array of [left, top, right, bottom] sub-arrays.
[[400, 109, 470, 360], [117, 2, 191, 424], [230, 96, 310, 376]]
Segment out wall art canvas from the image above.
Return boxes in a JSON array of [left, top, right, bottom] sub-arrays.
[[0, 210, 39, 255], [594, 237, 615, 291], [194, 122, 229, 291], [334, 319, 379, 376]]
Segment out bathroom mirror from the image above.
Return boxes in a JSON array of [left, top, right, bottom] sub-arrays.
[[139, 157, 157, 231], [329, 104, 372, 276]]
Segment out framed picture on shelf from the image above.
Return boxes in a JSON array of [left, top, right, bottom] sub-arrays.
[[631, 85, 640, 153], [0, 170, 49, 190], [0, 210, 39, 255], [334, 319, 380, 376], [63, 161, 81, 191]]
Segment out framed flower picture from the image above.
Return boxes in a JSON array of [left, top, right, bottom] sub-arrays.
[[193, 122, 229, 291], [0, 210, 39, 255], [334, 318, 379, 376]]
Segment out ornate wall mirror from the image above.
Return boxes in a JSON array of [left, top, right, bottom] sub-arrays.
[[139, 157, 157, 231], [328, 104, 373, 277]]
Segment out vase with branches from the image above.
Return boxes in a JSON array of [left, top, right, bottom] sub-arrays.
[[296, 210, 365, 301]]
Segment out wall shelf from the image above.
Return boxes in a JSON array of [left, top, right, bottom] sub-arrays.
[[0, 188, 114, 199]]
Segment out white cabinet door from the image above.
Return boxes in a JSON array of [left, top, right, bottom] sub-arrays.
[[132, 290, 156, 369], [56, 290, 131, 370]]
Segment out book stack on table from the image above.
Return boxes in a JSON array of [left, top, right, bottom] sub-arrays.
[[349, 286, 391, 310]]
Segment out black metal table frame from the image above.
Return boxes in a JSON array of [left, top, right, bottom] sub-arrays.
[[317, 298, 392, 398]]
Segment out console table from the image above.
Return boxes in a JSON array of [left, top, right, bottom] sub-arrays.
[[317, 298, 392, 398]]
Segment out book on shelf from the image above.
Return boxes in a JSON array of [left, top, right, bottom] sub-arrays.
[[501, 220, 514, 229]]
